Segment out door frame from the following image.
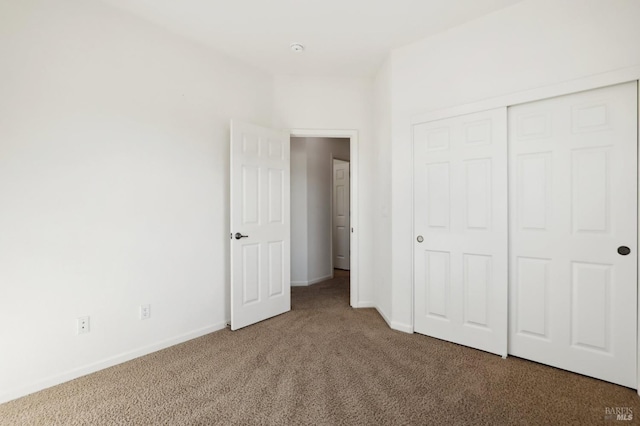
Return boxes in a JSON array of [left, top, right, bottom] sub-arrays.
[[290, 129, 359, 308], [407, 65, 640, 391]]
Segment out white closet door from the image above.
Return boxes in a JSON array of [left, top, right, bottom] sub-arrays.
[[508, 82, 637, 388], [414, 108, 508, 356]]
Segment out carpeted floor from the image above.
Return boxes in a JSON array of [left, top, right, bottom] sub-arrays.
[[1, 270, 639, 425]]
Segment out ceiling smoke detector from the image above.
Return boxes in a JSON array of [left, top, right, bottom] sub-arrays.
[[290, 43, 304, 53]]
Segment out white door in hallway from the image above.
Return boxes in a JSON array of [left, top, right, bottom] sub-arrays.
[[230, 120, 290, 331], [508, 82, 637, 388], [413, 107, 508, 356], [333, 160, 350, 270]]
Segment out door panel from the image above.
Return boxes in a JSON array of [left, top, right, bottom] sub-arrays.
[[230, 120, 290, 330], [333, 160, 350, 270], [414, 108, 508, 356], [508, 81, 637, 388]]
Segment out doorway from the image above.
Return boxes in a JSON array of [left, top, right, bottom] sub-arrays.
[[290, 129, 359, 308], [290, 137, 349, 280], [229, 123, 360, 331]]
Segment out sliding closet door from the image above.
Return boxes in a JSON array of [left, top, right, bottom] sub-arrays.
[[413, 108, 508, 356], [508, 82, 637, 388]]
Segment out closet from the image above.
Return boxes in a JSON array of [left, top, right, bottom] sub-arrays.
[[413, 81, 638, 388]]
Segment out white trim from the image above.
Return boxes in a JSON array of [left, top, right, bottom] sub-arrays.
[[410, 118, 416, 341], [330, 153, 334, 271], [412, 66, 640, 126], [0, 321, 227, 404], [391, 321, 413, 334], [292, 273, 335, 286], [376, 306, 392, 327], [637, 81, 640, 396], [356, 301, 376, 308], [309, 274, 334, 286], [290, 129, 359, 308]]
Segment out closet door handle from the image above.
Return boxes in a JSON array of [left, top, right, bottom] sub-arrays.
[[235, 233, 249, 240], [417, 235, 424, 243]]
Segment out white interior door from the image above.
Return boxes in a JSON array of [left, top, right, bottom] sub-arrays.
[[333, 160, 350, 270], [413, 108, 508, 356], [230, 120, 290, 331], [508, 82, 638, 387]]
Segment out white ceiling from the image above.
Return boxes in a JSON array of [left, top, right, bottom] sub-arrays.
[[99, 0, 524, 78]]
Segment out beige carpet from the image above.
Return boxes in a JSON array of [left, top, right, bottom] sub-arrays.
[[1, 270, 639, 425]]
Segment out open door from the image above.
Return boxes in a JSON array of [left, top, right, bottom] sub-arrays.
[[230, 120, 290, 330], [333, 159, 350, 270]]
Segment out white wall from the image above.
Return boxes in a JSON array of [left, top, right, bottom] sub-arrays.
[[274, 75, 375, 305], [388, 0, 640, 330], [0, 0, 273, 402], [290, 139, 308, 284], [290, 137, 350, 285], [372, 58, 393, 324]]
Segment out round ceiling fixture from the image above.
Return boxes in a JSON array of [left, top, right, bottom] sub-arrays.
[[290, 43, 304, 53]]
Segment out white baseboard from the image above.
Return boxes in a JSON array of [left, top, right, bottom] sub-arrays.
[[391, 321, 413, 334], [0, 321, 227, 404], [291, 274, 334, 287], [355, 301, 375, 308], [375, 306, 392, 327], [308, 274, 333, 285]]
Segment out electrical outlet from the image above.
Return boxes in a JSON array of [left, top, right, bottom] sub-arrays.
[[77, 316, 90, 334], [140, 304, 150, 320]]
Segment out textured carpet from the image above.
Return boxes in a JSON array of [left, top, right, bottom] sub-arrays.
[[1, 270, 639, 425]]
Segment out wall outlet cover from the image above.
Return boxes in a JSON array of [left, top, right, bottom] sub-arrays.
[[140, 304, 150, 320], [77, 316, 90, 334]]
